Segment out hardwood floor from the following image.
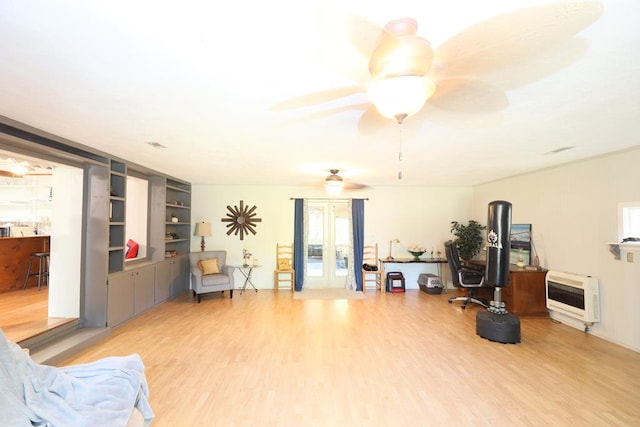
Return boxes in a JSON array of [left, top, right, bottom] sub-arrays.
[[0, 288, 75, 343], [60, 290, 640, 427]]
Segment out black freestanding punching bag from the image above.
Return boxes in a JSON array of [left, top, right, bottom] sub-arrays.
[[485, 200, 512, 287], [477, 200, 521, 344]]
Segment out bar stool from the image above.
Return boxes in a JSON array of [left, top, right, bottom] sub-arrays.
[[23, 252, 50, 291]]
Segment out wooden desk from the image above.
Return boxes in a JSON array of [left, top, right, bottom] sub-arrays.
[[474, 266, 548, 316], [379, 258, 448, 293]]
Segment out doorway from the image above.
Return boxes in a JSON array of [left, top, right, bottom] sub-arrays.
[[304, 200, 350, 289], [0, 149, 83, 341]]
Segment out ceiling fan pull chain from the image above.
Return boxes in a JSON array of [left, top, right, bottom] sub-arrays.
[[397, 123, 403, 180]]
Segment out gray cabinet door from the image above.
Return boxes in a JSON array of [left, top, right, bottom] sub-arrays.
[[155, 260, 172, 303], [134, 264, 155, 315], [107, 271, 134, 327], [171, 255, 190, 297]]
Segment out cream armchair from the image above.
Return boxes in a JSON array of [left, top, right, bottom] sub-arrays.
[[189, 250, 236, 303]]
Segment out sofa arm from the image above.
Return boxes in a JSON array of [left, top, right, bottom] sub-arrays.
[[221, 265, 236, 287], [191, 267, 203, 291]]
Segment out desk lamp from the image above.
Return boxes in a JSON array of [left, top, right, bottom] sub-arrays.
[[386, 238, 400, 260]]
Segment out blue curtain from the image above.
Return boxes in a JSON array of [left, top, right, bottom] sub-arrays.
[[293, 198, 304, 291], [352, 199, 365, 291]]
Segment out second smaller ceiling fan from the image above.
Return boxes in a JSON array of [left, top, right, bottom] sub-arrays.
[[324, 169, 366, 196]]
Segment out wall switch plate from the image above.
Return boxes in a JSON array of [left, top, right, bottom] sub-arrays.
[[627, 252, 634, 263]]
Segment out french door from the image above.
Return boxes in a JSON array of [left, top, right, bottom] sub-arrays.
[[304, 201, 350, 289]]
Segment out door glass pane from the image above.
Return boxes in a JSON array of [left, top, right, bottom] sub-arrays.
[[334, 205, 349, 277], [307, 205, 324, 277]]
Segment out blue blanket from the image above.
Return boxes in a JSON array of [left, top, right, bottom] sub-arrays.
[[0, 329, 154, 426]]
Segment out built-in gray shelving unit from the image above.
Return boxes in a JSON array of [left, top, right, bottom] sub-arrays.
[[108, 160, 126, 273], [164, 178, 191, 258]]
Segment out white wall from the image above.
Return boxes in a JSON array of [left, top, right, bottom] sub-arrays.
[[49, 166, 83, 318], [191, 185, 473, 291], [472, 148, 640, 352], [125, 176, 148, 259]]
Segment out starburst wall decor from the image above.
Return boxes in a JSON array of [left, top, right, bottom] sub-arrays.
[[221, 200, 262, 240]]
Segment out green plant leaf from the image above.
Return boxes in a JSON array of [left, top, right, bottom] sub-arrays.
[[450, 220, 486, 260]]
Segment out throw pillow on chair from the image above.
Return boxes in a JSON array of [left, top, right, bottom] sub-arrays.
[[198, 258, 220, 275]]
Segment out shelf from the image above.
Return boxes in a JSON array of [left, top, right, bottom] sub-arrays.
[[165, 238, 189, 243], [166, 184, 190, 193], [108, 160, 127, 273], [607, 241, 640, 260], [163, 178, 191, 257]]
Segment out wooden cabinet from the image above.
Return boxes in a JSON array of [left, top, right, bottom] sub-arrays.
[[107, 264, 155, 326], [0, 236, 50, 292], [155, 255, 190, 303], [133, 265, 155, 315], [172, 255, 190, 296], [154, 260, 172, 304], [502, 268, 548, 316], [107, 270, 134, 327], [474, 266, 548, 316], [103, 162, 191, 327]]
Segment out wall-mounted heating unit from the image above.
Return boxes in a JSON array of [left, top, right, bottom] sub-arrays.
[[546, 271, 600, 328]]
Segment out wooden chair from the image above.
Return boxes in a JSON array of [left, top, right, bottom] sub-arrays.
[[361, 243, 382, 293], [274, 243, 294, 292]]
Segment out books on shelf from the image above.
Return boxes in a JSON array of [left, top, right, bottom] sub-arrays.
[[165, 250, 178, 258]]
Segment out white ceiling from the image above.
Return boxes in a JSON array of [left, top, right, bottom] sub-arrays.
[[0, 1, 638, 189]]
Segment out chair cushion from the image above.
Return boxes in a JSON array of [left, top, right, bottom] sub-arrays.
[[198, 258, 220, 275], [277, 259, 290, 270], [201, 273, 230, 286]]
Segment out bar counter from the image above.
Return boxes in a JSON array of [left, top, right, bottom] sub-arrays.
[[0, 235, 50, 293]]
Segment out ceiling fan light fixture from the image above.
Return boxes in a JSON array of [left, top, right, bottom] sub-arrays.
[[368, 75, 436, 123], [325, 169, 345, 196], [10, 163, 29, 176]]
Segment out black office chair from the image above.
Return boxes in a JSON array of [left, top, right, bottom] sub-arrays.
[[444, 240, 488, 309]]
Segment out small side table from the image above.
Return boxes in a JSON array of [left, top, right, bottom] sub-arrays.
[[237, 265, 260, 293]]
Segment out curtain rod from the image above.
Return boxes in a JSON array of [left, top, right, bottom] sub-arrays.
[[289, 197, 368, 201]]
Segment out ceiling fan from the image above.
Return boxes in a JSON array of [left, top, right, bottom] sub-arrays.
[[324, 169, 366, 195], [273, 2, 604, 133]]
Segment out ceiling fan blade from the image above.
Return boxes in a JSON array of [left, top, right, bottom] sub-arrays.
[[314, 12, 379, 84], [344, 14, 392, 58], [357, 105, 393, 135], [485, 37, 589, 90], [428, 78, 509, 113], [278, 102, 371, 126], [433, 2, 603, 83], [271, 85, 365, 111], [344, 182, 367, 190]]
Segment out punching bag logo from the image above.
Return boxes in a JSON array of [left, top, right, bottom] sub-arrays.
[[487, 229, 503, 249]]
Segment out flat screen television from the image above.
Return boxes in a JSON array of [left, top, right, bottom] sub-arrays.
[[510, 224, 532, 265]]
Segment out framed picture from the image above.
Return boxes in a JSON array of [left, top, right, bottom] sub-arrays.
[[510, 224, 532, 265]]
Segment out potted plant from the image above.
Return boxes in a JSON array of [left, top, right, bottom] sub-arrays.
[[450, 220, 486, 261]]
